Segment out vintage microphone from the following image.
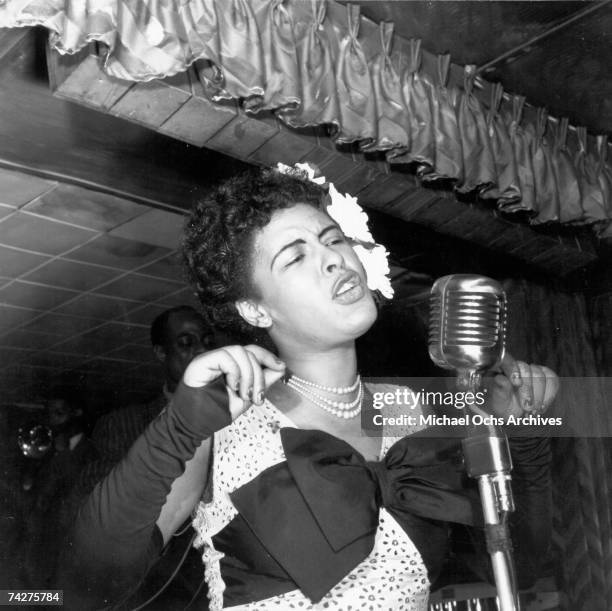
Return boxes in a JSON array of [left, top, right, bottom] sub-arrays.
[[428, 274, 520, 611]]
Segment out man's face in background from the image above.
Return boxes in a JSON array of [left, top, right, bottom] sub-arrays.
[[154, 310, 215, 390]]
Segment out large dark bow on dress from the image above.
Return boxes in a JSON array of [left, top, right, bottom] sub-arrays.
[[230, 427, 482, 603]]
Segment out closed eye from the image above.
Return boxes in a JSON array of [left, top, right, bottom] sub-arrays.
[[325, 234, 346, 247], [285, 253, 305, 267]]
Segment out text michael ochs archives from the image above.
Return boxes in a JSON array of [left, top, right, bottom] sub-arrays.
[[370, 388, 563, 428]]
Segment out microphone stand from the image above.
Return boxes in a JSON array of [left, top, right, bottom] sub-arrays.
[[458, 369, 520, 611]]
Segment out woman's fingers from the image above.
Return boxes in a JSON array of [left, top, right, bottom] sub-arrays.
[[223, 346, 255, 402], [493, 353, 559, 416], [211, 345, 286, 403], [243, 345, 287, 373], [246, 350, 265, 405], [515, 363, 559, 414], [499, 353, 535, 411], [531, 365, 559, 413], [225, 345, 286, 419], [527, 365, 543, 412], [218, 351, 241, 395], [499, 353, 522, 387], [244, 345, 287, 394], [182, 344, 286, 422], [183, 345, 284, 389], [517, 361, 534, 411], [496, 353, 532, 412]]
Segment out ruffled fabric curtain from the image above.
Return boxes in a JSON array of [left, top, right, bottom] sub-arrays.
[[2, 0, 611, 233], [388, 38, 434, 176], [480, 83, 521, 208]]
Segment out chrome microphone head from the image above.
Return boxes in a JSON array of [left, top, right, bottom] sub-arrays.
[[428, 274, 507, 380]]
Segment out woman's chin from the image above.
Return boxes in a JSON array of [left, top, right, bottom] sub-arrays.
[[342, 298, 378, 339]]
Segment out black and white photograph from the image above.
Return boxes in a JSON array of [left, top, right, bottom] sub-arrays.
[[0, 1, 611, 610]]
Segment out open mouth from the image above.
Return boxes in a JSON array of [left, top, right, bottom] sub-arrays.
[[333, 272, 361, 298]]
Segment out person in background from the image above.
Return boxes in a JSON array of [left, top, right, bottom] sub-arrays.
[[75, 305, 216, 495], [68, 305, 217, 609], [22, 392, 95, 587]]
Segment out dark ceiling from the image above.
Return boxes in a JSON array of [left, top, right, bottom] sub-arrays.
[[357, 1, 612, 137]]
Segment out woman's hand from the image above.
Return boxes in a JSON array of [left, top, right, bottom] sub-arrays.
[[182, 344, 286, 421], [487, 353, 559, 418]]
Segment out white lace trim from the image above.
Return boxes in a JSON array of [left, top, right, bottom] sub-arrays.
[[200, 536, 225, 611], [192, 502, 209, 550]]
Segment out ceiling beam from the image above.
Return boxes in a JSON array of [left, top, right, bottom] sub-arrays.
[[0, 28, 248, 213]]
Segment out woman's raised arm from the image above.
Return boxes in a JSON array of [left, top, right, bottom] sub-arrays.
[[58, 346, 285, 609], [157, 345, 287, 542]]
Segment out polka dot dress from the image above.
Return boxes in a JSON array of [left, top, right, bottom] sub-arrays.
[[192, 385, 430, 611]]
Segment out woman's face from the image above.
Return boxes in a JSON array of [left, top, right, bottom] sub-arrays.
[[246, 203, 378, 349]]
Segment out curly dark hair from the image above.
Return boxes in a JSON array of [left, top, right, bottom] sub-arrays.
[[182, 167, 327, 339]]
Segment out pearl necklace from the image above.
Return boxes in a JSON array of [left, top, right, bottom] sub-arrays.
[[288, 378, 362, 409], [289, 373, 361, 395], [285, 375, 363, 419]]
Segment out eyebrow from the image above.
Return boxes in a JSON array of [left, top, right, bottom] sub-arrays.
[[270, 224, 339, 269]]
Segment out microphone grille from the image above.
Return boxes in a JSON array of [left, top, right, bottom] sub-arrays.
[[442, 291, 503, 347], [429, 293, 442, 343], [428, 275, 507, 372]]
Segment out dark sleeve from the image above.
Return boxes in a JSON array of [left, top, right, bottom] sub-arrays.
[[445, 436, 552, 591], [56, 380, 231, 609], [74, 405, 155, 500], [506, 436, 552, 588]]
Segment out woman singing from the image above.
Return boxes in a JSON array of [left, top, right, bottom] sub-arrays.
[[63, 166, 557, 610]]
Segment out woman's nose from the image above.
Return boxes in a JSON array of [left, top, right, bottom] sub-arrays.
[[321, 244, 344, 273]]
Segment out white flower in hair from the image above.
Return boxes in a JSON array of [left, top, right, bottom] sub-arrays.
[[275, 162, 394, 299], [326, 183, 374, 244], [353, 244, 394, 299]]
